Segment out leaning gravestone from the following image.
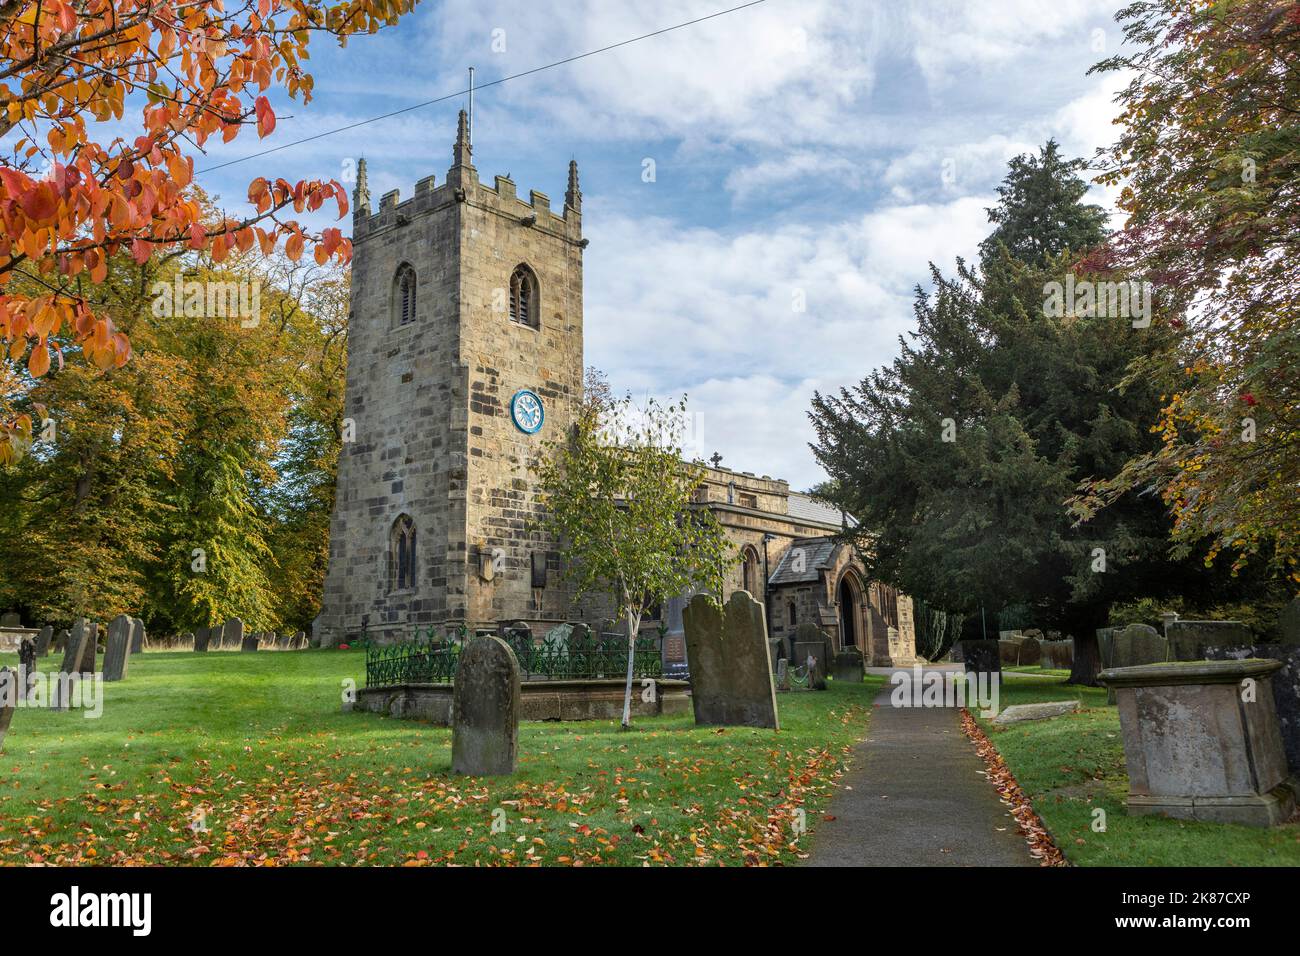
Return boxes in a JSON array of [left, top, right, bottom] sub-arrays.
[[193, 626, 211, 653], [0, 667, 16, 751], [129, 618, 146, 654], [102, 614, 132, 682], [35, 625, 52, 657], [1107, 624, 1168, 704], [76, 621, 98, 674], [682, 591, 780, 729], [450, 636, 520, 776]]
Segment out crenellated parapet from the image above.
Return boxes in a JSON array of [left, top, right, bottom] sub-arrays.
[[351, 110, 583, 246]]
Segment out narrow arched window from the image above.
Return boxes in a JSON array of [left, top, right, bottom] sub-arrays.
[[393, 264, 417, 327], [509, 264, 539, 327], [788, 601, 797, 626], [741, 546, 760, 597], [390, 515, 416, 591]]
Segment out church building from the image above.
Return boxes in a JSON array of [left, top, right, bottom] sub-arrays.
[[315, 115, 917, 668]]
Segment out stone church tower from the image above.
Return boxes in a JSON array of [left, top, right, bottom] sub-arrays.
[[315, 113, 586, 646]]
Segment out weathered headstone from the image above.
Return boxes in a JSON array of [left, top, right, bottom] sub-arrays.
[[241, 625, 259, 652], [52, 620, 90, 711], [17, 638, 37, 700], [450, 636, 520, 776], [1040, 639, 1074, 670], [1206, 641, 1300, 775], [1018, 636, 1041, 666], [224, 618, 244, 652], [993, 700, 1079, 725], [1167, 620, 1254, 662], [775, 657, 790, 692], [102, 614, 132, 682], [1276, 597, 1300, 644], [1107, 624, 1168, 704], [129, 617, 146, 654], [34, 625, 52, 657], [1100, 659, 1295, 826], [293, 630, 306, 649], [0, 667, 16, 751], [832, 647, 864, 683], [53, 629, 69, 653], [193, 626, 211, 653], [76, 621, 98, 674], [682, 591, 780, 728], [0, 612, 19, 627]]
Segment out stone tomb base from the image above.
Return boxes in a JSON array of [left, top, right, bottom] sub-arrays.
[[1100, 660, 1297, 827], [355, 678, 691, 725]]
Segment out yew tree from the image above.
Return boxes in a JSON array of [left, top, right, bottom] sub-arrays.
[[0, 0, 415, 461]]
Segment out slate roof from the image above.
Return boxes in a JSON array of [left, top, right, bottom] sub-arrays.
[[787, 493, 854, 529], [768, 536, 839, 586]]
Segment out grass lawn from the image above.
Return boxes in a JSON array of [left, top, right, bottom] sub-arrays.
[[1004, 665, 1071, 677], [0, 649, 882, 866], [975, 673, 1300, 866]]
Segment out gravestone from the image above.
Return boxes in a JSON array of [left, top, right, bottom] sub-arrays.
[[0, 612, 18, 627], [1276, 597, 1300, 644], [1107, 624, 1168, 704], [76, 622, 98, 674], [1018, 636, 1041, 666], [17, 638, 37, 699], [52, 620, 90, 711], [101, 614, 132, 682], [998, 639, 1023, 665], [833, 647, 864, 683], [0, 667, 15, 751], [1100, 659, 1295, 826], [129, 618, 146, 654], [35, 625, 52, 657], [1040, 639, 1074, 670], [224, 618, 245, 652], [193, 626, 211, 653], [1206, 639, 1300, 775], [450, 636, 520, 776], [795, 643, 828, 690], [683, 591, 780, 728], [1167, 620, 1253, 661], [775, 657, 790, 692], [53, 629, 69, 653]]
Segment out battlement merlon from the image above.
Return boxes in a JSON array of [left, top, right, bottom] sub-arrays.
[[349, 113, 584, 245]]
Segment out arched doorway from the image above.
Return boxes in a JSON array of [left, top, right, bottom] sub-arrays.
[[838, 574, 859, 646]]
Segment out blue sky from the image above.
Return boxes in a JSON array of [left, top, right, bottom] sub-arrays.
[[195, 0, 1129, 491]]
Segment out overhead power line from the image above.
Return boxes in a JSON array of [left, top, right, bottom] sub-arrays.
[[198, 0, 769, 175]]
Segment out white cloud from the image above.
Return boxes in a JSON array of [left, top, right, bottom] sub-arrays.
[[583, 195, 990, 488]]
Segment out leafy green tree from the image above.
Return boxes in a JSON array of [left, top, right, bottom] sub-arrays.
[[534, 386, 733, 727], [1076, 0, 1299, 581]]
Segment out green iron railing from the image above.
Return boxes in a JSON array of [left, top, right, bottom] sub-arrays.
[[364, 627, 663, 688]]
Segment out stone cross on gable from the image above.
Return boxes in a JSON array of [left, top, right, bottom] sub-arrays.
[[709, 452, 723, 469]]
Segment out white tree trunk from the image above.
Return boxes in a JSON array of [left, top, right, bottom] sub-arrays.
[[620, 606, 641, 730]]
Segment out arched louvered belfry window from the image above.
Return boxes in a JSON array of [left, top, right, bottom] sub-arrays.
[[741, 546, 760, 598], [390, 514, 416, 591], [509, 264, 539, 327], [393, 264, 417, 327]]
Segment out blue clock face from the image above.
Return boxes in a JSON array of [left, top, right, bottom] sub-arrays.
[[511, 389, 544, 434]]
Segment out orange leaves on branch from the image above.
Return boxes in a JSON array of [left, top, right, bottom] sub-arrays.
[[0, 1, 400, 461]]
